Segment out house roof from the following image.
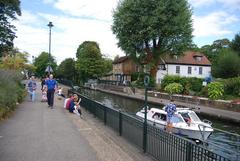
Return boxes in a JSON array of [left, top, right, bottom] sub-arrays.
[[160, 51, 211, 66], [112, 56, 129, 64]]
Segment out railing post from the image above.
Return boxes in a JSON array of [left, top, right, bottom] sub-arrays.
[[186, 142, 192, 161], [104, 105, 107, 125], [119, 110, 122, 136]]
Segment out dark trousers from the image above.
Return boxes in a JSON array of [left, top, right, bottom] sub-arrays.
[[47, 89, 55, 106]]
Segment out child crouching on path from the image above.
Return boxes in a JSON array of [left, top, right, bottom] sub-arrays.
[[69, 94, 82, 118]]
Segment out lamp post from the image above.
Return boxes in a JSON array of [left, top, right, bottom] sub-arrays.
[[143, 75, 149, 153], [47, 21, 54, 75]]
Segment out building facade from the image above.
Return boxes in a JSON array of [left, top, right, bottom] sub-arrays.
[[156, 51, 212, 84]]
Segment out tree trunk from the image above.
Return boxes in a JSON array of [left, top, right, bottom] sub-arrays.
[[144, 48, 158, 78]]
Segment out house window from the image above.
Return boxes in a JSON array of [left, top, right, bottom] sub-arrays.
[[188, 67, 192, 74], [159, 65, 166, 70], [176, 66, 180, 74], [199, 67, 203, 75]]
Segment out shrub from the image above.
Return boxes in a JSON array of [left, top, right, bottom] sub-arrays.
[[164, 83, 183, 95], [220, 77, 240, 96], [0, 69, 25, 119], [207, 82, 224, 100], [161, 75, 203, 94]]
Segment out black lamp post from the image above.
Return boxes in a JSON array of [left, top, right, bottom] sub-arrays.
[[47, 21, 54, 75], [143, 74, 149, 153]]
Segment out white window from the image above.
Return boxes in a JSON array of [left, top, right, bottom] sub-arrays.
[[176, 66, 180, 74], [199, 67, 203, 75], [188, 67, 192, 74]]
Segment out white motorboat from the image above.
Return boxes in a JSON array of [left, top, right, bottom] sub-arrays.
[[136, 107, 214, 141]]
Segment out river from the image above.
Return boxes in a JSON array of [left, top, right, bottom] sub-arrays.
[[78, 88, 240, 160]]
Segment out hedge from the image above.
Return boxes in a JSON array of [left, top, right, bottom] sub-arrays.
[[0, 69, 25, 119]]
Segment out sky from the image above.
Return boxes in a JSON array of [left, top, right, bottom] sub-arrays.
[[13, 0, 240, 64]]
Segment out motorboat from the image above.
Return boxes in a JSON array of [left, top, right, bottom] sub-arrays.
[[136, 107, 214, 141]]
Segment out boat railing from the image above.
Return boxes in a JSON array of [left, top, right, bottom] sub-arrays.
[[202, 119, 212, 126], [198, 123, 209, 142]]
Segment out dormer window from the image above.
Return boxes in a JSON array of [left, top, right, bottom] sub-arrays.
[[194, 55, 202, 62]]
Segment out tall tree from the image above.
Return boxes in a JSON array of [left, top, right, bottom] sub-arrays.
[[33, 52, 57, 77], [230, 33, 240, 55], [212, 49, 240, 78], [112, 0, 193, 76], [75, 41, 105, 83], [0, 0, 21, 56], [56, 58, 75, 80]]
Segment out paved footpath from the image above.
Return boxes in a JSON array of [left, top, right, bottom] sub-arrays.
[[0, 84, 154, 161]]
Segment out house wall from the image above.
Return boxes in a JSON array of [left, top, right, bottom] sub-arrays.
[[156, 64, 211, 84]]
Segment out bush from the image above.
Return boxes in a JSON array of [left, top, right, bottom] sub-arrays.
[[0, 69, 25, 119], [207, 82, 224, 100], [161, 75, 203, 94], [164, 83, 183, 95], [220, 77, 240, 96]]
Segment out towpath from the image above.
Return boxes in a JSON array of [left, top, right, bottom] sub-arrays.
[[0, 84, 154, 161]]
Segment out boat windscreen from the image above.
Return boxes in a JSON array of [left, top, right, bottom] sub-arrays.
[[189, 112, 201, 122], [171, 115, 184, 123]]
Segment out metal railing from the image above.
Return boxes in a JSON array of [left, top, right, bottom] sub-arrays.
[[68, 89, 232, 161]]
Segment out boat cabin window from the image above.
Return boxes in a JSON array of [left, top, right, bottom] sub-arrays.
[[179, 112, 191, 123], [179, 111, 201, 123], [152, 112, 166, 121], [188, 111, 201, 122], [171, 115, 185, 123]]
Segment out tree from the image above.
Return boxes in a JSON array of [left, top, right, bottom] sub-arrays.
[[112, 0, 193, 76], [33, 52, 57, 77], [75, 41, 105, 83], [230, 33, 240, 55], [200, 38, 231, 63], [102, 57, 113, 74], [0, 0, 21, 56], [56, 58, 75, 81], [212, 49, 240, 78]]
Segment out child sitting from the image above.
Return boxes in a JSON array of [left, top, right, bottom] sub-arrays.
[[57, 86, 66, 99]]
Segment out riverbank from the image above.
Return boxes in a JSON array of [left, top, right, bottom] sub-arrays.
[[95, 87, 240, 124]]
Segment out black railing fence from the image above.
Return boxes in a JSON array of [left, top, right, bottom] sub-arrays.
[[68, 89, 231, 161]]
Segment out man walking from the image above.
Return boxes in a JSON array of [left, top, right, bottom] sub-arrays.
[[45, 74, 57, 108]]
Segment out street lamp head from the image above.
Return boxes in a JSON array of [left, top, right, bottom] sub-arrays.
[[47, 21, 54, 28]]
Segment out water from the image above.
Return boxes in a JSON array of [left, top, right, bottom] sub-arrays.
[[79, 89, 240, 160]]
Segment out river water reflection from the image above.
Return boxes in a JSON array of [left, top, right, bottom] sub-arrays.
[[78, 88, 240, 160]]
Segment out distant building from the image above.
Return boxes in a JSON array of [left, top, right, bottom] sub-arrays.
[[112, 56, 140, 82], [156, 51, 212, 84]]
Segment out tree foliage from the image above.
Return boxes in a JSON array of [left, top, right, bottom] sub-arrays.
[[230, 32, 240, 55], [112, 0, 193, 75], [33, 52, 57, 77], [0, 0, 21, 56], [212, 49, 240, 78], [75, 41, 105, 83], [56, 58, 75, 80]]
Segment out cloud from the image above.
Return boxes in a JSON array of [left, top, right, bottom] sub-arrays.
[[189, 0, 240, 10], [13, 9, 124, 64], [53, 0, 118, 21], [188, 0, 216, 7], [193, 11, 239, 37]]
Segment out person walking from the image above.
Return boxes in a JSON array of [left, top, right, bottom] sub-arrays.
[[27, 76, 37, 102], [45, 74, 57, 108]]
